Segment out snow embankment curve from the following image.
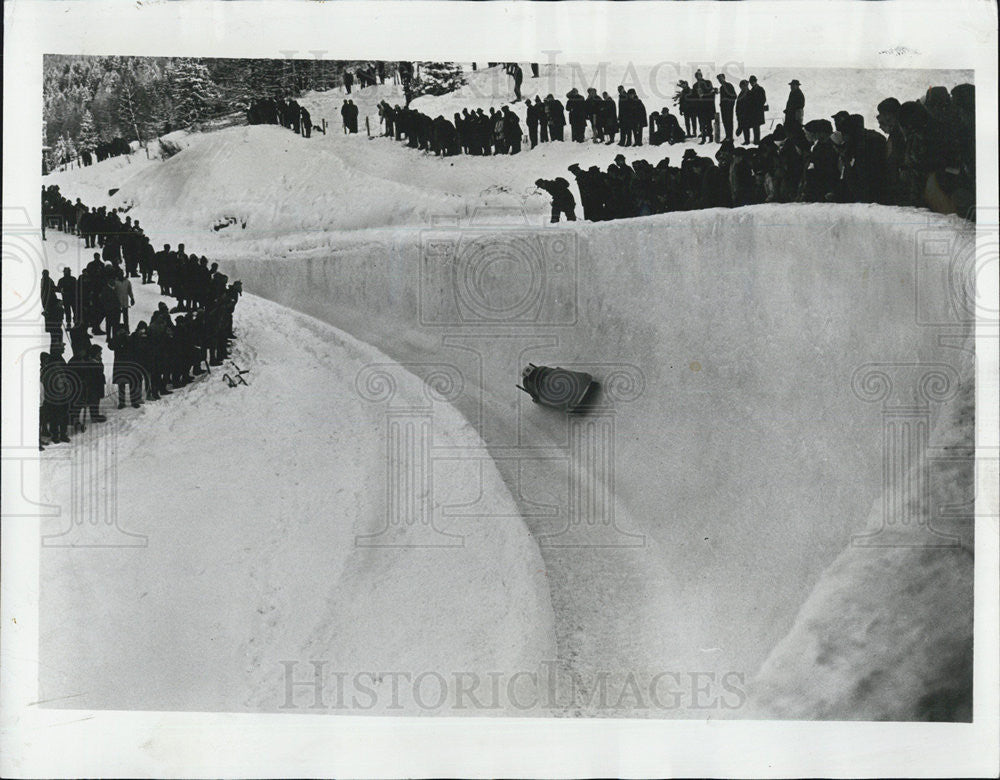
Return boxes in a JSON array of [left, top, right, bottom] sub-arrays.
[[218, 204, 975, 717], [40, 288, 557, 715]]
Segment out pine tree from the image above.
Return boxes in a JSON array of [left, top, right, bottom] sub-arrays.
[[53, 134, 77, 167], [113, 67, 158, 145], [413, 62, 464, 97], [165, 58, 221, 126], [78, 109, 99, 152]]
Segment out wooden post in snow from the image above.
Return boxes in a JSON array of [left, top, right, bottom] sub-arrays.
[[366, 116, 371, 138]]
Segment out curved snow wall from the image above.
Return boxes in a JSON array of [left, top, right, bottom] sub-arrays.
[[225, 204, 975, 719]]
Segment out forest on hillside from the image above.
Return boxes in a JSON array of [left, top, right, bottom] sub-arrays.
[[42, 56, 465, 171]]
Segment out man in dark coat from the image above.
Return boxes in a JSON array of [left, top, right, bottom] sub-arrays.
[[41, 344, 72, 443], [534, 96, 549, 142], [57, 267, 78, 328], [525, 98, 540, 148], [343, 70, 354, 94], [747, 75, 767, 144], [501, 106, 522, 154], [600, 92, 618, 144], [660, 106, 685, 144], [784, 79, 805, 130], [155, 243, 174, 296], [129, 322, 157, 401], [99, 273, 120, 340], [675, 81, 696, 138], [566, 88, 588, 142], [110, 325, 140, 408], [628, 89, 648, 146], [616, 86, 631, 146], [799, 119, 839, 201], [43, 289, 65, 352], [507, 63, 523, 100], [585, 88, 603, 142], [876, 97, 905, 204], [717, 74, 737, 142], [535, 177, 577, 223], [139, 237, 156, 284], [568, 163, 606, 221], [693, 71, 716, 144], [148, 303, 175, 396], [490, 108, 505, 154], [340, 98, 354, 135], [346, 100, 359, 133], [735, 80, 752, 145], [78, 343, 108, 424], [544, 94, 565, 141], [102, 233, 122, 267], [300, 106, 312, 138]]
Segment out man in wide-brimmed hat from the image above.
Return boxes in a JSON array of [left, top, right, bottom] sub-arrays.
[[784, 79, 804, 129]]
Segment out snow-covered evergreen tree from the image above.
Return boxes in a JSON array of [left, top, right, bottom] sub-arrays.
[[77, 109, 99, 152], [165, 58, 221, 126], [113, 67, 158, 145], [413, 62, 464, 97], [52, 134, 77, 167]]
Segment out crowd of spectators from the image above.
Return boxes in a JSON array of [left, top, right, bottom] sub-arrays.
[[39, 185, 243, 448], [534, 81, 976, 222], [246, 96, 314, 138]]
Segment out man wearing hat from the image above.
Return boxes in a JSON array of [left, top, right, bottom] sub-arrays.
[[784, 79, 805, 129], [747, 75, 767, 144], [568, 163, 606, 221], [544, 93, 565, 142], [800, 118, 839, 202], [831, 109, 851, 134], [611, 153, 634, 179], [717, 74, 737, 142], [534, 176, 577, 223], [41, 343, 72, 443]]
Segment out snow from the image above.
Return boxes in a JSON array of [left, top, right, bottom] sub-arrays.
[[39, 63, 977, 718], [39, 259, 556, 715], [749, 339, 975, 720]]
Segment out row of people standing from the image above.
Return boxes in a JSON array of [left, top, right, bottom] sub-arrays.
[[38, 192, 243, 447], [376, 86, 658, 158], [246, 96, 313, 138], [536, 82, 975, 223], [373, 75, 776, 157], [675, 71, 770, 144]]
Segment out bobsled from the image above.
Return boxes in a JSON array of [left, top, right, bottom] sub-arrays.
[[516, 363, 595, 412]]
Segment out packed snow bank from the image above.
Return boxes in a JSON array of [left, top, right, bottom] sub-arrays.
[[749, 338, 975, 720], [44, 129, 198, 205], [40, 281, 556, 715], [215, 203, 975, 716]]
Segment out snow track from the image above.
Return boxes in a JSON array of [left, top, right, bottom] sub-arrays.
[[40, 253, 556, 715], [215, 204, 975, 718]]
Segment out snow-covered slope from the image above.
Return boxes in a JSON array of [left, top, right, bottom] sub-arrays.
[[749, 338, 975, 720], [212, 204, 975, 717], [40, 278, 557, 715]]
